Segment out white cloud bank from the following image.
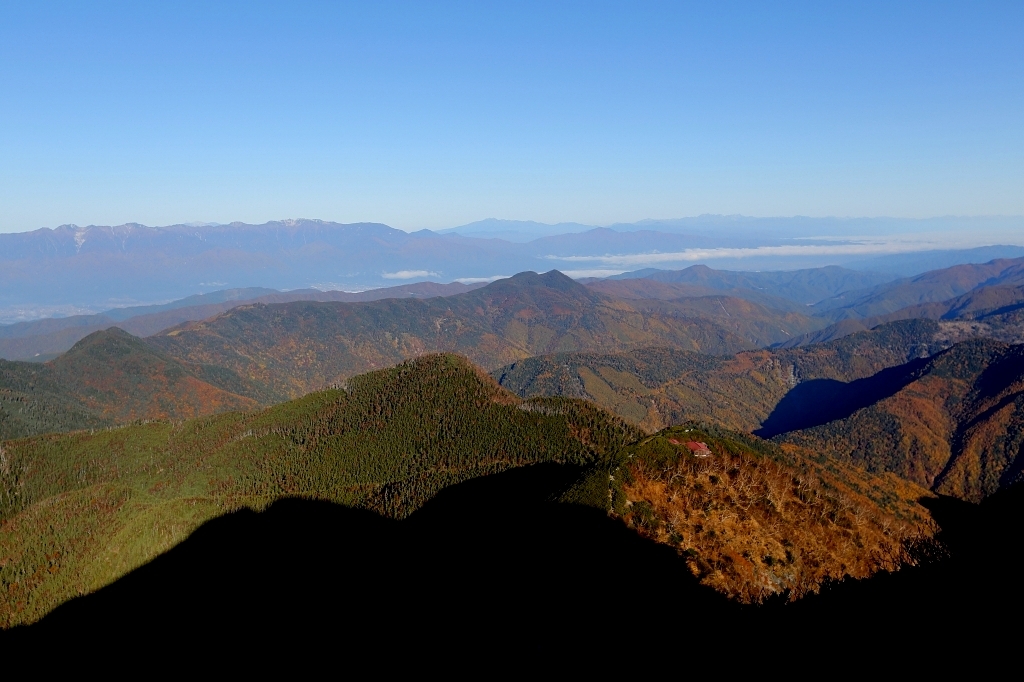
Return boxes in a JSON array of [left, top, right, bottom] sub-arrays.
[[382, 270, 438, 279], [543, 234, 1016, 269]]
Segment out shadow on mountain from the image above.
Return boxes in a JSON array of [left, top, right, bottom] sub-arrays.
[[10, 464, 1024, 659], [14, 463, 738, 653], [755, 356, 930, 438]]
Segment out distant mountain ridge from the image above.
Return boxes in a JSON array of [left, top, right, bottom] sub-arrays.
[[610, 264, 896, 304], [811, 256, 1024, 321], [778, 283, 1024, 348], [6, 216, 1023, 313], [0, 281, 485, 361], [148, 271, 756, 402]]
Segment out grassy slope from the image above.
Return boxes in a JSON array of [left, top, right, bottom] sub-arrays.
[[0, 328, 258, 441], [495, 319, 945, 431], [560, 423, 932, 602], [0, 353, 640, 627], [147, 271, 755, 403]]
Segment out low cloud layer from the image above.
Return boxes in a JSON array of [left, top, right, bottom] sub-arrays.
[[382, 270, 438, 279], [543, 234, 1021, 269]]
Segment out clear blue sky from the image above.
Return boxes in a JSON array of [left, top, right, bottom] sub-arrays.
[[1, 1, 1021, 232]]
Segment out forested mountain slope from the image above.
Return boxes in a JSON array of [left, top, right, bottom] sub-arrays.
[[772, 339, 1024, 501], [495, 319, 947, 432], [0, 354, 638, 627], [0, 328, 256, 440], [562, 423, 931, 602], [1, 353, 935, 631], [148, 271, 754, 402]]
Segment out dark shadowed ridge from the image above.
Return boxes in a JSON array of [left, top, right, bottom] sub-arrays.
[[754, 356, 933, 438]]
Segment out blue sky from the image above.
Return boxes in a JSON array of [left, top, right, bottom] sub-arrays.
[[1, 1, 1021, 232]]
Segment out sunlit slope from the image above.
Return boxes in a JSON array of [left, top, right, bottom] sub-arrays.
[[148, 271, 754, 402], [560, 423, 932, 602], [0, 353, 639, 627], [495, 319, 946, 431], [0, 328, 257, 440], [776, 339, 1024, 501]]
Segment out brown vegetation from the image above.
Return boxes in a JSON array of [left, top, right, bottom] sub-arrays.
[[603, 426, 934, 602]]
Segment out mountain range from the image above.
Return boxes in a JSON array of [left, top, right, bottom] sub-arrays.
[[4, 251, 1024, 644], [0, 281, 483, 361], [0, 354, 933, 630], [5, 217, 1024, 321]]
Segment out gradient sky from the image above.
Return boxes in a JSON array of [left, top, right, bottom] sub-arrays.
[[1, 1, 1021, 232]]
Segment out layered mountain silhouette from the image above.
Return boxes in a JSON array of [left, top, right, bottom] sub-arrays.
[[610, 263, 895, 304], [779, 282, 1024, 348]]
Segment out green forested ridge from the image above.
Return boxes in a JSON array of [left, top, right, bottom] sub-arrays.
[[0, 328, 258, 441], [0, 353, 639, 627], [560, 422, 932, 601]]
